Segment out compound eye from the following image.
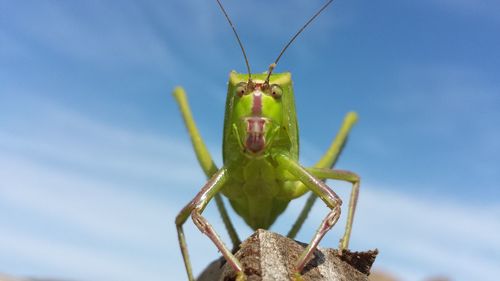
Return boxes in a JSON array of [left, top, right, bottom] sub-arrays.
[[270, 84, 283, 99], [235, 83, 248, 97]]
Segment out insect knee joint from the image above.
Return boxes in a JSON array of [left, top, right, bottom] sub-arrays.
[[327, 205, 341, 226], [329, 197, 342, 209], [191, 210, 207, 232]]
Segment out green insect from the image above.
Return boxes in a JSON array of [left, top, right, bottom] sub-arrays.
[[174, 0, 360, 280]]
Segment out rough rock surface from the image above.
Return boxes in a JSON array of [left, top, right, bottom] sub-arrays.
[[198, 229, 378, 281]]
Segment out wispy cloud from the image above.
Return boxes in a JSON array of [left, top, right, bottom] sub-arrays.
[[362, 187, 499, 280], [0, 98, 212, 280], [282, 182, 500, 281], [387, 64, 499, 137], [0, 1, 175, 68], [0, 227, 164, 281]]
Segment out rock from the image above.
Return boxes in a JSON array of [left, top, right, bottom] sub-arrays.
[[198, 229, 378, 281]]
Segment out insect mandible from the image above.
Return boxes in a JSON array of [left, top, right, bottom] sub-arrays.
[[174, 0, 360, 280]]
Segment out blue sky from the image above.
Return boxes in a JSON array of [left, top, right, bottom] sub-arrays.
[[1, 0, 499, 280]]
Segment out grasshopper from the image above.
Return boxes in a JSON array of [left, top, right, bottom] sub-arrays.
[[174, 0, 360, 280]]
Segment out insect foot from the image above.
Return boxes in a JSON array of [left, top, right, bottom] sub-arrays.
[[338, 234, 352, 256], [292, 271, 305, 281], [338, 238, 345, 255], [235, 271, 247, 281]]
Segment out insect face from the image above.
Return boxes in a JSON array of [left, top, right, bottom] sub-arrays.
[[231, 74, 286, 156]]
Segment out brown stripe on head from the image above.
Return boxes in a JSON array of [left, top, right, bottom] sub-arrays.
[[251, 91, 262, 116]]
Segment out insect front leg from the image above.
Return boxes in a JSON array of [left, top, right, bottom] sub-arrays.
[[175, 168, 245, 281], [275, 153, 342, 280], [173, 87, 241, 248], [287, 112, 358, 239], [307, 168, 360, 251]]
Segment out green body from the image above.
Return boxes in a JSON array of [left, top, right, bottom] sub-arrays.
[[221, 72, 302, 229]]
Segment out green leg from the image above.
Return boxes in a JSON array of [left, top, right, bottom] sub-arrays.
[[173, 87, 241, 247], [315, 111, 358, 168], [307, 168, 360, 251], [173, 86, 217, 175], [287, 112, 358, 239], [175, 169, 246, 281], [275, 153, 342, 279]]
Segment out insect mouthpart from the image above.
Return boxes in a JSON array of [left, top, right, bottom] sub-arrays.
[[244, 117, 267, 154]]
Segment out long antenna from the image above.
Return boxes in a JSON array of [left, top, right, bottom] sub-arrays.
[[215, 0, 252, 81], [265, 0, 335, 84]]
